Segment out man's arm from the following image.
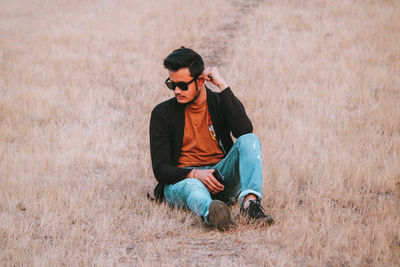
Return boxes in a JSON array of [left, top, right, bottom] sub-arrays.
[[219, 87, 253, 138], [202, 67, 253, 138], [149, 105, 191, 184]]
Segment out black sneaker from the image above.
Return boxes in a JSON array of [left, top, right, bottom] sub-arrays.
[[208, 200, 236, 231], [240, 199, 274, 225]]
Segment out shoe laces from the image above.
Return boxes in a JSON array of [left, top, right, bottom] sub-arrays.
[[247, 199, 267, 219]]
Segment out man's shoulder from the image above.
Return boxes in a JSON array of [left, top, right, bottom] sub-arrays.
[[152, 97, 178, 113], [206, 87, 225, 107]]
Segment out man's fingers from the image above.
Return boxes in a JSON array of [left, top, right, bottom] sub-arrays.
[[206, 174, 224, 193], [198, 169, 222, 194], [209, 171, 223, 190], [202, 68, 214, 82], [206, 185, 217, 194], [202, 177, 215, 191], [203, 74, 212, 82], [211, 176, 224, 190], [206, 180, 219, 192]]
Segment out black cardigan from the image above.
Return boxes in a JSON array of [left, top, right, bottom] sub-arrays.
[[149, 87, 253, 200]]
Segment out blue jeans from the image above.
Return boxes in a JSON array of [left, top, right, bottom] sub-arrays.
[[164, 133, 263, 220]]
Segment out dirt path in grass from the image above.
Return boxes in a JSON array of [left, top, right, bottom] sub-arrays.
[[200, 0, 263, 67], [174, 1, 278, 265]]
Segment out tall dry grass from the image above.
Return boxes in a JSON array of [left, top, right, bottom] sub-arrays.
[[1, 0, 399, 266]]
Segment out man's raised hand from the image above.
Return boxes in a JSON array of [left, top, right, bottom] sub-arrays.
[[200, 67, 228, 91]]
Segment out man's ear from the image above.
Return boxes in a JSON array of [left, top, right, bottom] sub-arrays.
[[197, 76, 205, 87]]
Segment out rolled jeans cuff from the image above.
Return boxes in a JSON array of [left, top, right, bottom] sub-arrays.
[[238, 189, 262, 206]]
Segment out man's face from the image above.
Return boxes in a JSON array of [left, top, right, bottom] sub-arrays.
[[168, 68, 199, 104]]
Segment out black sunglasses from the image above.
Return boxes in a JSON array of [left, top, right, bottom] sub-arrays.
[[165, 77, 197, 91]]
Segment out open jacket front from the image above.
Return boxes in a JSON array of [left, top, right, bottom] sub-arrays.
[[149, 87, 253, 200]]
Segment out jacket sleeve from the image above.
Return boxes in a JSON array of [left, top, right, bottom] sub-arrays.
[[149, 105, 191, 184], [219, 87, 253, 138]]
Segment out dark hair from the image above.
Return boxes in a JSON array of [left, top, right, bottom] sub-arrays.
[[163, 47, 204, 78]]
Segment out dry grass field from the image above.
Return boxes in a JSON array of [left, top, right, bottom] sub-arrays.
[[1, 0, 399, 266]]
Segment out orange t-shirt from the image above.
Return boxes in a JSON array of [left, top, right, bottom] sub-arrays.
[[177, 99, 225, 167]]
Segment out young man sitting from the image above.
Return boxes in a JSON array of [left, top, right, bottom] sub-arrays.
[[149, 47, 274, 230]]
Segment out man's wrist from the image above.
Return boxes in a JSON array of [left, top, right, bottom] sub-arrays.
[[187, 169, 196, 178], [217, 82, 229, 91]]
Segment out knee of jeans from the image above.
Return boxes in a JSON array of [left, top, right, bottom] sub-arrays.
[[188, 188, 210, 203], [184, 178, 203, 185], [183, 178, 207, 191], [236, 133, 260, 149], [185, 179, 210, 200]]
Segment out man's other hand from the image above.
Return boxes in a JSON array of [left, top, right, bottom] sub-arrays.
[[200, 67, 228, 91], [189, 168, 224, 194]]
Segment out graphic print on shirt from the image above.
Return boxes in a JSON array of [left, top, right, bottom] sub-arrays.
[[208, 114, 217, 141]]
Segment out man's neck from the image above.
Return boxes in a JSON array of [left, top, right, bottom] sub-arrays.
[[187, 85, 207, 108]]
